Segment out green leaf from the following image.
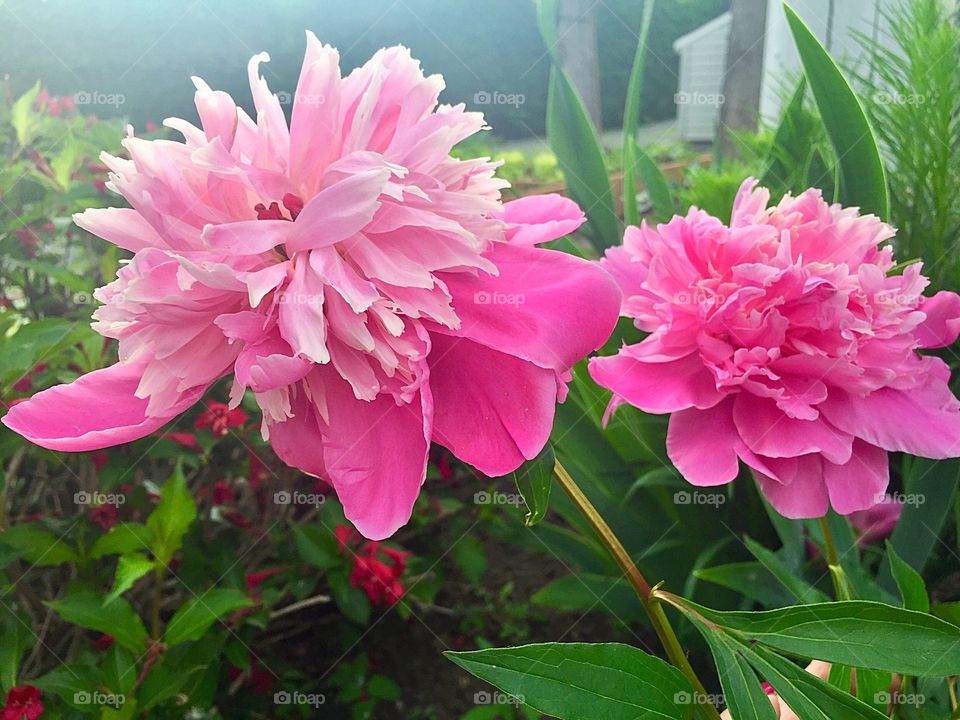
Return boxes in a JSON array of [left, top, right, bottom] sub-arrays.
[[694, 563, 795, 608], [90, 523, 153, 559], [783, 2, 888, 217], [0, 318, 77, 386], [512, 444, 553, 527], [626, 137, 674, 223], [292, 523, 339, 568], [701, 631, 778, 720], [743, 535, 829, 604], [537, 0, 620, 251], [741, 643, 888, 720], [105, 554, 155, 605], [0, 609, 32, 692], [0, 523, 79, 566], [163, 588, 253, 647], [50, 134, 82, 190], [32, 663, 101, 710], [886, 541, 929, 613], [452, 534, 487, 586], [447, 642, 694, 719], [146, 465, 197, 565], [47, 591, 147, 653], [11, 81, 40, 146], [532, 573, 648, 624], [679, 599, 960, 676], [101, 645, 137, 696], [329, 570, 371, 625], [622, 0, 657, 225]]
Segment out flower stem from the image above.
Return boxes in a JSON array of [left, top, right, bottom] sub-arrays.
[[553, 460, 723, 720], [818, 515, 845, 599]]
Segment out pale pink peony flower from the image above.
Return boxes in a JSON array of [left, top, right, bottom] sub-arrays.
[[2, 34, 620, 539], [590, 178, 960, 518]]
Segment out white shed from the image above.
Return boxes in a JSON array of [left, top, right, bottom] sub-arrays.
[[673, 12, 731, 142], [672, 0, 900, 141]]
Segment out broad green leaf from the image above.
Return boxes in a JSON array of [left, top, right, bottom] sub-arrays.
[[681, 599, 960, 676], [513, 444, 554, 527], [447, 642, 694, 719], [163, 588, 253, 647], [292, 523, 339, 568], [886, 541, 929, 613], [32, 663, 101, 710], [11, 82, 40, 146], [101, 645, 137, 696], [783, 3, 888, 217], [854, 668, 892, 715], [743, 535, 828, 604], [701, 631, 778, 720], [0, 318, 77, 384], [329, 569, 371, 625], [933, 602, 960, 627], [105, 554, 155, 605], [50, 134, 82, 190], [47, 591, 147, 653], [146, 465, 197, 565], [761, 78, 809, 192], [622, 0, 657, 225], [532, 574, 648, 624], [626, 137, 674, 223], [0, 523, 79, 566], [90, 523, 152, 559], [741, 643, 888, 720], [537, 0, 620, 250], [0, 609, 32, 692]]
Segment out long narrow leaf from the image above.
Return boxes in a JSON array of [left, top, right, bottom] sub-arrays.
[[622, 0, 657, 225], [783, 3, 888, 218]]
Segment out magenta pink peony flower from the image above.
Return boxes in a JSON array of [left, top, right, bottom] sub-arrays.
[[590, 178, 960, 519], [2, 34, 620, 539]]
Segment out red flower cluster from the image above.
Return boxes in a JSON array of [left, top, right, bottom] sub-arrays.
[[88, 504, 118, 530], [194, 402, 247, 437], [335, 525, 410, 607], [34, 89, 75, 117], [2, 686, 43, 720]]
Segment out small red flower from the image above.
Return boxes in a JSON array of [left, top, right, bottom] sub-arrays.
[[145, 121, 158, 133], [161, 432, 201, 451], [247, 451, 270, 489], [2, 685, 43, 720], [90, 451, 110, 471], [93, 634, 115, 651], [88, 504, 118, 530], [211, 480, 236, 506], [245, 566, 284, 592], [194, 402, 246, 437], [336, 526, 410, 607]]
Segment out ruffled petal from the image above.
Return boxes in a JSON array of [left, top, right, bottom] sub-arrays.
[[916, 291, 960, 349], [494, 194, 585, 246]]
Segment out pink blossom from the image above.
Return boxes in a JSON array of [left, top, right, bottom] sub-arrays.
[[2, 35, 619, 539], [590, 179, 960, 518]]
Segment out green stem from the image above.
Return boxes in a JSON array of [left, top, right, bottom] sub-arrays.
[[151, 564, 163, 641], [818, 515, 845, 598], [553, 461, 723, 720]]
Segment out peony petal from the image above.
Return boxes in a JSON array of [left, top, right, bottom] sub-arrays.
[[493, 194, 586, 246], [820, 379, 960, 459], [822, 440, 890, 515], [754, 455, 830, 519], [1, 361, 203, 451], [429, 334, 557, 477], [589, 351, 724, 414], [73, 207, 166, 252], [916, 291, 960, 349], [321, 371, 430, 540], [733, 393, 853, 464], [268, 387, 327, 478], [666, 398, 740, 486], [437, 243, 621, 372]]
